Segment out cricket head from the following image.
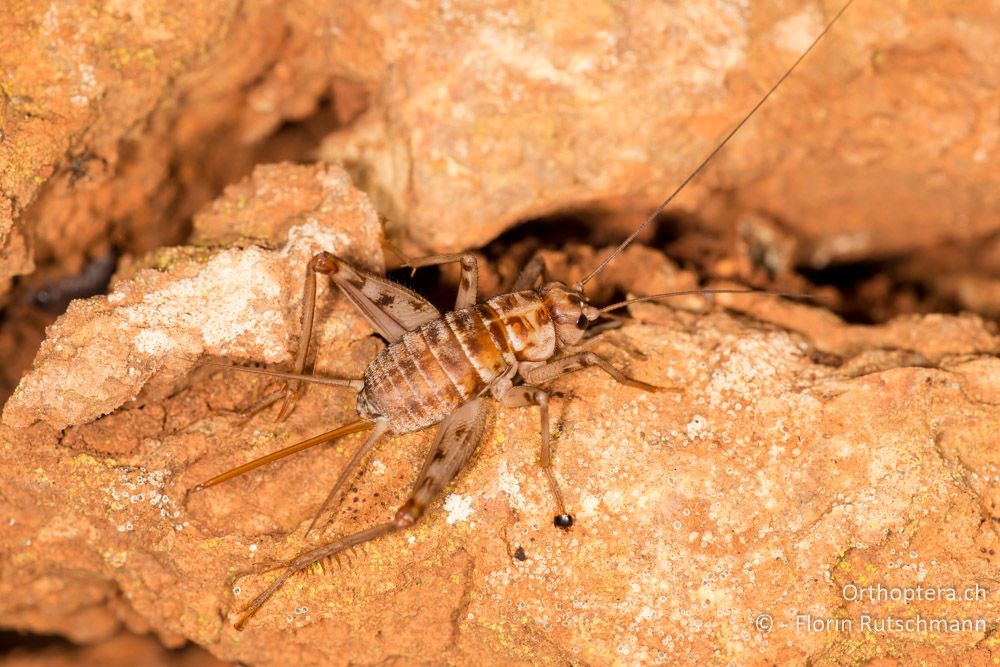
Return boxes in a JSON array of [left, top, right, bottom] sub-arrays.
[[539, 282, 600, 347]]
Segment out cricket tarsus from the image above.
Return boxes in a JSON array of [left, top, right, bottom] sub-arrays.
[[575, 0, 857, 289], [234, 522, 396, 631]]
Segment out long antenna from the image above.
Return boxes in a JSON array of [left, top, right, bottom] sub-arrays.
[[575, 0, 856, 289], [598, 288, 814, 313]]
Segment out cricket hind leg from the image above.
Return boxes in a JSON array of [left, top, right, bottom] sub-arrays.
[[393, 250, 480, 309], [202, 362, 364, 420], [234, 246, 445, 420], [512, 255, 546, 291], [231, 522, 398, 630], [212, 253, 342, 422], [270, 252, 337, 421], [303, 419, 390, 539], [201, 361, 364, 391], [500, 385, 573, 528], [230, 399, 488, 630]]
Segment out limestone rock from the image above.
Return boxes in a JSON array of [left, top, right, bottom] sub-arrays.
[[2, 164, 1000, 665]]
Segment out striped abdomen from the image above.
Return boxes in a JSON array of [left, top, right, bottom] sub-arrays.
[[357, 290, 556, 433]]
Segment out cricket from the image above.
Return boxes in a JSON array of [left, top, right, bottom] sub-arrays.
[[189, 1, 855, 630]]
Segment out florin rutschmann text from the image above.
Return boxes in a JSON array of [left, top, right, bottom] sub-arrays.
[[789, 583, 991, 635]]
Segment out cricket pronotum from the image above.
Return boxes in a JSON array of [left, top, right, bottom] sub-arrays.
[[189, 0, 854, 629]]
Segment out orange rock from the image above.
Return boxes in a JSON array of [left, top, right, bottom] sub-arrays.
[[3, 164, 1000, 665], [5, 1, 1000, 289]]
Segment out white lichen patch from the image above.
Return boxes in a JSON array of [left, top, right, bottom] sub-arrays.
[[685, 414, 709, 440], [496, 461, 524, 509], [443, 494, 475, 524], [771, 6, 824, 54], [134, 216, 358, 358], [133, 328, 179, 357], [70, 61, 98, 106], [702, 332, 802, 409], [120, 247, 288, 359], [285, 220, 357, 269], [674, 1, 748, 93], [578, 493, 601, 518], [601, 489, 624, 514], [107, 465, 186, 534]]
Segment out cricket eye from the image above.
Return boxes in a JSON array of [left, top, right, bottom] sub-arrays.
[[576, 313, 587, 328]]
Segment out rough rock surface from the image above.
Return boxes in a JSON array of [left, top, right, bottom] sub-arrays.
[[6, 0, 1000, 412], [320, 0, 1000, 262], [5, 0, 1000, 290], [3, 165, 1000, 665]]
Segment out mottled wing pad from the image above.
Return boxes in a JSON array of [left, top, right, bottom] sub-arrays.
[[330, 258, 441, 342]]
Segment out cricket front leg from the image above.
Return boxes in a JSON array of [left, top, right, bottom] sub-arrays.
[[255, 252, 333, 421], [230, 399, 489, 630], [500, 385, 573, 529]]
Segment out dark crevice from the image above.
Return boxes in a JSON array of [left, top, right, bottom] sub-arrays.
[[484, 213, 597, 252], [385, 265, 452, 314], [472, 204, 979, 326], [0, 630, 74, 654], [800, 256, 963, 325], [0, 630, 218, 662], [27, 247, 119, 314]]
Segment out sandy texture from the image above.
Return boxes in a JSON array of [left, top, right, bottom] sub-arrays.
[[3, 165, 1000, 665]]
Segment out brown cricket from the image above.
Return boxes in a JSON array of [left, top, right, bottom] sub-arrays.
[[190, 0, 854, 629]]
